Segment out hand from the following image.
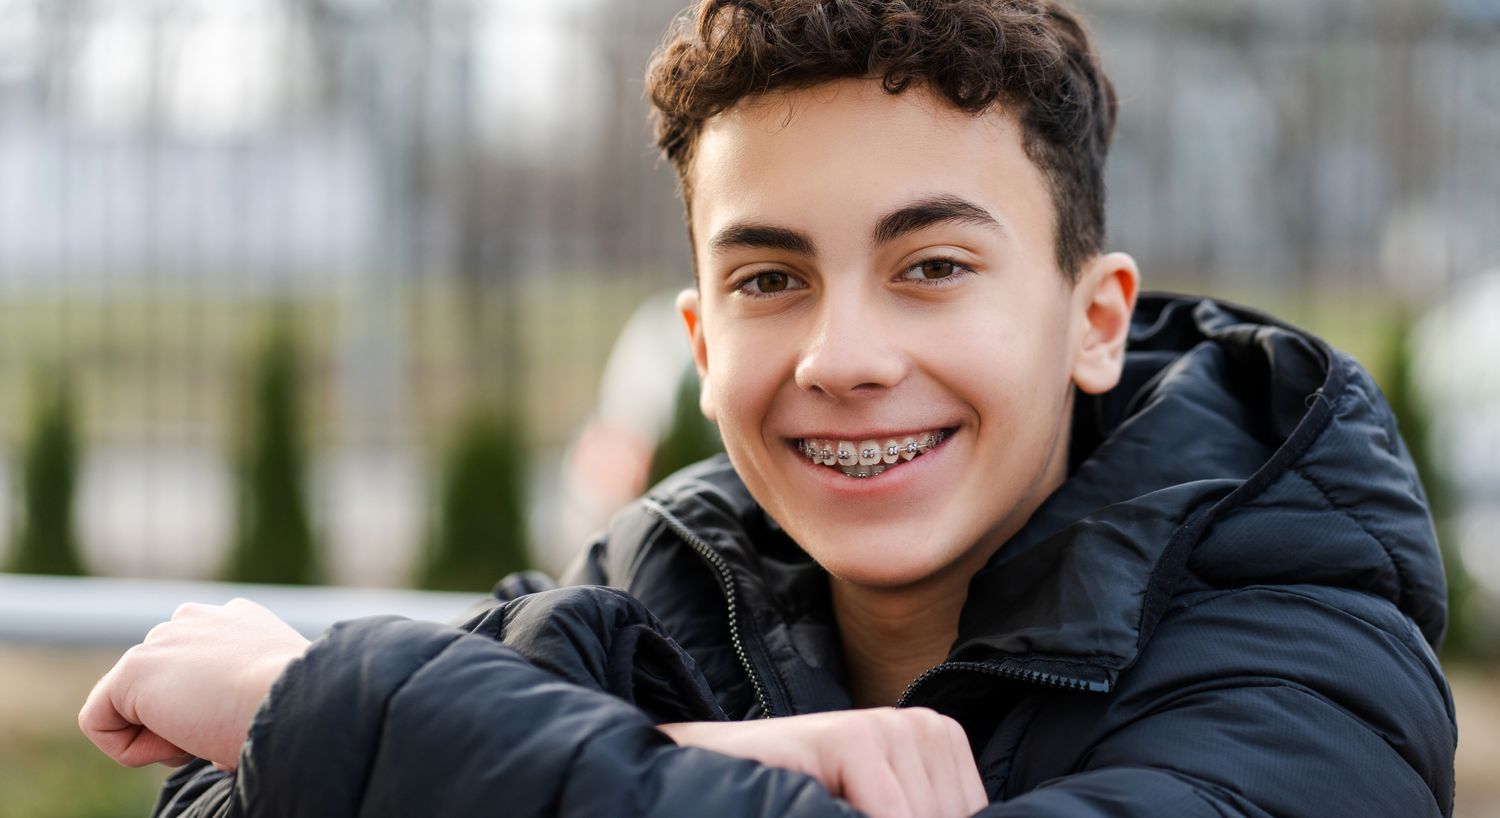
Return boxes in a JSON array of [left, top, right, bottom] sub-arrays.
[[79, 598, 311, 770], [660, 708, 987, 818]]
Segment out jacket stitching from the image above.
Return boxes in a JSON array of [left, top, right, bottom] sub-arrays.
[[1286, 461, 1408, 611], [1170, 585, 1427, 662], [1083, 681, 1438, 818]]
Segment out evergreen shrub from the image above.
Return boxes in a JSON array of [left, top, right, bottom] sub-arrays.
[[418, 405, 531, 591], [646, 368, 723, 487], [8, 372, 86, 576], [224, 317, 320, 585]]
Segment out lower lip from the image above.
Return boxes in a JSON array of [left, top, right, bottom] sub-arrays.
[[788, 431, 956, 497]]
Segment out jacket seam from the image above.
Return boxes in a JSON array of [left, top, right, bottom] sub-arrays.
[[1188, 786, 1238, 818], [1165, 585, 1455, 755], [1132, 330, 1345, 663], [1084, 680, 1438, 817], [1170, 585, 1427, 665], [1286, 462, 1408, 610], [1056, 763, 1261, 818], [1270, 682, 1444, 817]]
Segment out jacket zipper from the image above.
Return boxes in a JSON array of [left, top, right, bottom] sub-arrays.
[[644, 501, 779, 719], [897, 660, 1106, 708]]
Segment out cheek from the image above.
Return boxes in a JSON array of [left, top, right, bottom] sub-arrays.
[[705, 327, 783, 445], [929, 311, 1070, 433]]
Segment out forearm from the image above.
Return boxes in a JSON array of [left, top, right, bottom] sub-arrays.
[[220, 616, 860, 818]]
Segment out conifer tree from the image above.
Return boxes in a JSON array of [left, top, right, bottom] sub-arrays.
[[224, 317, 320, 585], [1382, 311, 1476, 661], [417, 405, 531, 591], [646, 369, 724, 488], [8, 372, 86, 576]]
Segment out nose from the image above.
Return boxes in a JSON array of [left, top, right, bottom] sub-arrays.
[[793, 292, 909, 399]]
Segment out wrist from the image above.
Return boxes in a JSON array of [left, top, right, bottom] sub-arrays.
[[656, 721, 705, 745]]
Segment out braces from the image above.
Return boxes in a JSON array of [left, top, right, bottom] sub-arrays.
[[798, 431, 946, 476]]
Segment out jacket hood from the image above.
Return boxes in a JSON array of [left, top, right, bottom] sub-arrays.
[[640, 293, 1446, 703], [951, 294, 1446, 690]]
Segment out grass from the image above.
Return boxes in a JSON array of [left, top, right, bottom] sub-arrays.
[[0, 731, 165, 818], [0, 646, 168, 818]]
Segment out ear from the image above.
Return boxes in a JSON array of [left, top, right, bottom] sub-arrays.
[[1070, 252, 1140, 395], [675, 287, 717, 422]]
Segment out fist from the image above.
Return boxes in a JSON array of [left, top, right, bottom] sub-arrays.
[[79, 598, 311, 770], [661, 708, 987, 818]]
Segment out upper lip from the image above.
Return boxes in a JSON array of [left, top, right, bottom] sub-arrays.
[[789, 425, 955, 440]]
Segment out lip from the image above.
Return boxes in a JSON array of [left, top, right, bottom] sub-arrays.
[[788, 425, 955, 442], [785, 426, 958, 497]]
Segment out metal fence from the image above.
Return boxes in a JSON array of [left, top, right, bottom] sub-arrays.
[[0, 0, 1496, 585]]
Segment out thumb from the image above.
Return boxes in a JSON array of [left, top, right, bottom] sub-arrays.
[[79, 669, 188, 768]]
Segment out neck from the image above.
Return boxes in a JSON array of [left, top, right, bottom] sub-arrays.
[[832, 572, 970, 709], [833, 405, 1075, 708]]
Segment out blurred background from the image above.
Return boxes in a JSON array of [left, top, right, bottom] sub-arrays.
[[0, 0, 1497, 815]]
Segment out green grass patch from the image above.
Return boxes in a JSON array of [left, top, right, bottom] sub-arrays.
[[0, 729, 164, 818]]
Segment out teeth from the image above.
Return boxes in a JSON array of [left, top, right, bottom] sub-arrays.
[[799, 430, 946, 478]]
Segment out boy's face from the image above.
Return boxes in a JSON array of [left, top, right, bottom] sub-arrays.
[[678, 79, 1136, 591]]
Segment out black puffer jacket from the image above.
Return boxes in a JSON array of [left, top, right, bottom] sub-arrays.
[[154, 295, 1456, 817]]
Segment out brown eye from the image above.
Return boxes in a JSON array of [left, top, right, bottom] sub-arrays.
[[899, 258, 971, 285], [734, 269, 806, 298], [916, 260, 955, 279], [755, 271, 790, 293]]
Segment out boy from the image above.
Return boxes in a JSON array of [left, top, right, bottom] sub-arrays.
[[81, 1, 1457, 816]]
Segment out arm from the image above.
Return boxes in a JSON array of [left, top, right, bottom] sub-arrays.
[[88, 591, 983, 818], [98, 605, 860, 818]]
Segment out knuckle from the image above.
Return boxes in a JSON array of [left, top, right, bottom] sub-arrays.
[[844, 717, 881, 746], [143, 621, 167, 643], [171, 601, 202, 620], [944, 717, 969, 744], [909, 706, 956, 735]]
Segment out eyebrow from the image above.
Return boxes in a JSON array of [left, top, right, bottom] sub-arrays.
[[708, 224, 817, 257], [705, 194, 1004, 260], [872, 194, 1005, 245]]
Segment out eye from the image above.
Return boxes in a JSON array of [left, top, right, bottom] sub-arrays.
[[899, 258, 973, 285], [735, 270, 806, 298]]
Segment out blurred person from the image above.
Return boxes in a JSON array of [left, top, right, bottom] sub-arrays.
[[80, 2, 1456, 817], [548, 292, 695, 566]]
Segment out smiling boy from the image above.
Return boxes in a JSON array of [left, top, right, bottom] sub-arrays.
[[83, 2, 1456, 817], [673, 71, 1136, 709]]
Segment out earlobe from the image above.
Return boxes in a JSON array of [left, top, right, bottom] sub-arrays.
[[1071, 252, 1140, 395], [675, 287, 717, 422]]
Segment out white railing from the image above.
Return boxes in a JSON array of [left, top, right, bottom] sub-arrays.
[[0, 573, 490, 647]]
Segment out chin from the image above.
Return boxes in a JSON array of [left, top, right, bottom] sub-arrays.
[[802, 527, 963, 591]]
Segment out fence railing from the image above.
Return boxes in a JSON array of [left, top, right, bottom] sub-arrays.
[[0, 573, 489, 647]]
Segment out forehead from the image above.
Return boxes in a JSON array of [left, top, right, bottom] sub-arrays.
[[687, 78, 1053, 255]]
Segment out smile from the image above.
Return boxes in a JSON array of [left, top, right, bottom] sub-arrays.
[[796, 429, 949, 478]]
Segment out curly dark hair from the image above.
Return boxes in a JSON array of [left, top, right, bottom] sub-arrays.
[[646, 0, 1117, 279]]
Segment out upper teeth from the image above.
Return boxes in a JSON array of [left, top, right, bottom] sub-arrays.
[[799, 431, 946, 476]]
